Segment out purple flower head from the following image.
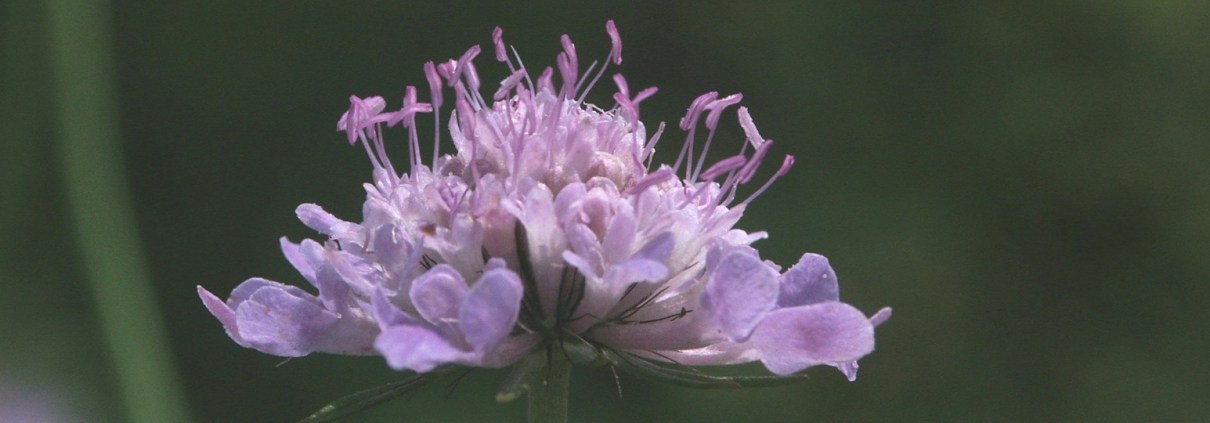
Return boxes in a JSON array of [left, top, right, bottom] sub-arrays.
[[200, 21, 889, 381]]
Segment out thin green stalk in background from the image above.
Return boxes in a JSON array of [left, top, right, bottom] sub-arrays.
[[47, 0, 193, 422]]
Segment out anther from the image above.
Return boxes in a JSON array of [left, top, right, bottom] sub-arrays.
[[742, 155, 794, 205], [606, 20, 622, 65], [492, 27, 508, 63]]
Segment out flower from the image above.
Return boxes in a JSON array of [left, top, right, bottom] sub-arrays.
[[199, 21, 889, 381]]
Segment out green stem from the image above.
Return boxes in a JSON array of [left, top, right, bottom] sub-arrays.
[[46, 0, 193, 422], [528, 343, 572, 423]]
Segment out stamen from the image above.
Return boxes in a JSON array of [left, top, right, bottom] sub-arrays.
[[719, 160, 745, 207], [613, 73, 630, 98], [691, 94, 743, 181], [737, 106, 763, 148], [690, 126, 716, 182], [454, 85, 477, 136], [464, 61, 482, 94], [742, 154, 794, 205], [453, 83, 480, 181], [611, 74, 637, 121], [491, 27, 509, 64], [641, 122, 665, 167], [494, 69, 528, 101], [574, 60, 598, 98], [699, 155, 747, 181], [576, 20, 624, 104], [510, 45, 534, 92], [678, 92, 717, 131], [340, 95, 391, 172], [606, 20, 622, 65], [556, 52, 573, 98], [424, 61, 444, 164], [704, 93, 742, 132], [398, 86, 421, 170], [632, 87, 657, 105], [359, 133, 379, 170], [673, 92, 718, 177], [451, 45, 481, 88], [537, 66, 555, 94], [438, 60, 456, 83], [558, 34, 578, 98], [736, 139, 772, 184], [431, 107, 442, 166], [627, 167, 674, 196]]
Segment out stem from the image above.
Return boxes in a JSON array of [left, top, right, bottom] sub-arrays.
[[528, 343, 572, 423], [47, 0, 193, 421]]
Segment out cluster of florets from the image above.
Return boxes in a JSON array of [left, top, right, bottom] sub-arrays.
[[199, 21, 888, 381]]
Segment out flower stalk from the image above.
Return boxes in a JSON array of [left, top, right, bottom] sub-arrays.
[[49, 0, 191, 421], [527, 344, 572, 423]]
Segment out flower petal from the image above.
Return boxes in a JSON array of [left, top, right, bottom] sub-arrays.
[[832, 361, 860, 382], [631, 342, 761, 366], [375, 324, 472, 373], [831, 307, 892, 381], [232, 283, 341, 357], [200, 278, 324, 350], [198, 286, 245, 346], [750, 302, 875, 375], [409, 265, 469, 325], [601, 209, 636, 264], [633, 231, 675, 262], [371, 288, 417, 328], [777, 253, 839, 308], [870, 307, 893, 327], [279, 237, 316, 285], [296, 203, 358, 240], [479, 333, 543, 368], [703, 247, 779, 342], [458, 267, 524, 352], [589, 281, 724, 351], [603, 258, 667, 289]]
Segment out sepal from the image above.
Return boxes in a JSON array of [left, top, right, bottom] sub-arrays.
[[602, 349, 809, 390], [297, 366, 460, 423]]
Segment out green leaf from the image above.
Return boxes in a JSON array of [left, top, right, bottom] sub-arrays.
[[603, 349, 809, 389], [297, 366, 459, 423]]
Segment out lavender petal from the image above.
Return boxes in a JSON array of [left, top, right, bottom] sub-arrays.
[[375, 324, 472, 373], [232, 282, 341, 357], [777, 253, 840, 308], [458, 267, 523, 353], [703, 247, 779, 342], [198, 286, 246, 346], [279, 237, 316, 285], [409, 265, 469, 325], [296, 203, 354, 238], [750, 301, 875, 375]]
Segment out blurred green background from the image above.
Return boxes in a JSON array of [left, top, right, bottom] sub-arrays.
[[3, 0, 1208, 422]]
